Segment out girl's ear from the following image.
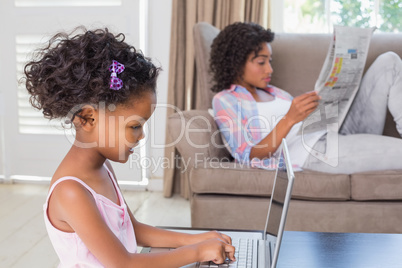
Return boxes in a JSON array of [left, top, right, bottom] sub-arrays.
[[73, 105, 97, 130]]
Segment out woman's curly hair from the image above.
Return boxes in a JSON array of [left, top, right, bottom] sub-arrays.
[[210, 22, 274, 92], [24, 27, 160, 120]]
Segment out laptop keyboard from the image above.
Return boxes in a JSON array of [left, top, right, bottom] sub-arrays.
[[198, 238, 256, 268]]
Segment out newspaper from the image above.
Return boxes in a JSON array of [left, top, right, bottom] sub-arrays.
[[300, 25, 376, 134]]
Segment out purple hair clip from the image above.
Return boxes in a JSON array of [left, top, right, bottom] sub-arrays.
[[109, 60, 125, 90]]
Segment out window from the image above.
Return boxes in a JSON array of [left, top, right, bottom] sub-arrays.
[[0, 0, 148, 186], [16, 35, 65, 135], [272, 0, 402, 33]]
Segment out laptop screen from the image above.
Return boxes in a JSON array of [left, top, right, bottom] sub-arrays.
[[263, 139, 295, 267], [265, 162, 288, 236], [264, 139, 293, 238]]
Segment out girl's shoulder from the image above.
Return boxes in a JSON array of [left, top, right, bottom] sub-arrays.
[[49, 159, 117, 201], [46, 174, 101, 233], [49, 162, 97, 197], [50, 164, 87, 189], [50, 177, 93, 199], [49, 175, 96, 207]]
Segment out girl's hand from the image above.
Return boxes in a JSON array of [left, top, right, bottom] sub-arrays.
[[194, 238, 236, 264], [191, 231, 232, 245], [285, 91, 321, 125]]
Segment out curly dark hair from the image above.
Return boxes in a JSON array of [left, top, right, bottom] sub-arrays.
[[24, 27, 160, 120], [210, 22, 274, 92]]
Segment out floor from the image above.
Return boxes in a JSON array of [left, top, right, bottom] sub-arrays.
[[0, 183, 191, 268]]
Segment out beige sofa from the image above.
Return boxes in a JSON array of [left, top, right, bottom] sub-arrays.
[[168, 22, 402, 233]]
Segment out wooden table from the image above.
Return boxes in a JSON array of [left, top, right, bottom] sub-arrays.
[[277, 231, 402, 267], [144, 228, 402, 267]]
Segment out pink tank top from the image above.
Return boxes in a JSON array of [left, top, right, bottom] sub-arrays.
[[43, 165, 137, 267]]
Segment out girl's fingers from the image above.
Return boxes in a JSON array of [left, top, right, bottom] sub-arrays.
[[225, 243, 236, 261], [219, 233, 232, 245], [212, 245, 227, 264]]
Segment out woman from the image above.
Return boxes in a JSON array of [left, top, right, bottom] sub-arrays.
[[211, 22, 402, 173]]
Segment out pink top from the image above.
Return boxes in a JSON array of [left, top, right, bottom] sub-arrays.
[[43, 165, 137, 267]]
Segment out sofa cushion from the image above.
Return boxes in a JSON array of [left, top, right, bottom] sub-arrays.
[[190, 163, 350, 201], [351, 170, 402, 201], [270, 33, 330, 98]]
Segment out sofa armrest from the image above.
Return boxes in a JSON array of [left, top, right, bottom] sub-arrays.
[[168, 110, 233, 168]]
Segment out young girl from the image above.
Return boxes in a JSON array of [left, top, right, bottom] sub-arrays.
[[211, 22, 402, 173], [24, 27, 235, 267]]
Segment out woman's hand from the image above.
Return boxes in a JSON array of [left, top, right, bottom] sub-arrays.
[[250, 91, 320, 159], [285, 91, 321, 125]]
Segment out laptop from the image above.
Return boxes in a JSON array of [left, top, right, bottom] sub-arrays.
[[145, 138, 295, 268]]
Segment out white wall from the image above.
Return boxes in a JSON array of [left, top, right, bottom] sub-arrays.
[[147, 0, 172, 180], [0, 92, 4, 178]]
